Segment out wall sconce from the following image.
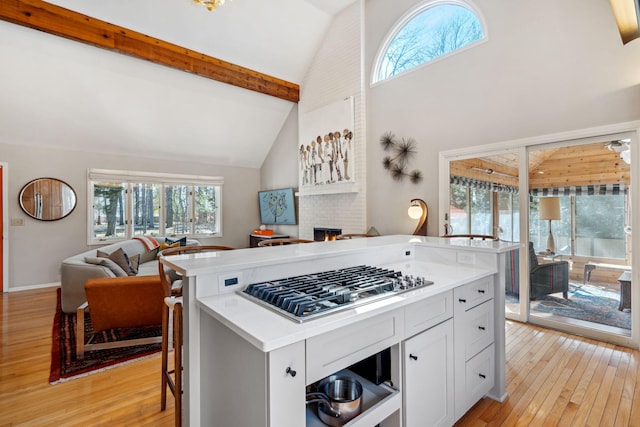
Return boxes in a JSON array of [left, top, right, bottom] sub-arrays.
[[408, 198, 428, 236], [539, 197, 561, 253], [610, 0, 640, 44]]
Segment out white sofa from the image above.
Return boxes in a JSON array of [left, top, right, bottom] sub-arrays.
[[60, 237, 197, 314]]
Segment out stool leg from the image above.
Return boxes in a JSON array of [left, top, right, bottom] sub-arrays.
[[174, 303, 183, 427], [161, 303, 170, 411]]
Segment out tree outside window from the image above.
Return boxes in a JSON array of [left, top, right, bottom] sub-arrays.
[[375, 3, 485, 82]]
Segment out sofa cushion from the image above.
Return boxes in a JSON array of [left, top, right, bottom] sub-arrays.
[[97, 247, 136, 276], [84, 256, 128, 277]]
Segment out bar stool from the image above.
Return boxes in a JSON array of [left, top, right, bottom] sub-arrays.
[[161, 296, 183, 427]]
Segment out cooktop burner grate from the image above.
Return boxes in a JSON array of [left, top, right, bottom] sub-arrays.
[[240, 265, 433, 323]]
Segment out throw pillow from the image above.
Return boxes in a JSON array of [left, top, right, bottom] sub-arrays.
[[126, 253, 140, 275], [97, 247, 135, 276], [84, 256, 128, 277], [166, 236, 187, 246], [159, 241, 180, 252]]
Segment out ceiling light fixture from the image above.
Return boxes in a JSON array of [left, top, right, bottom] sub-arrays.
[[606, 140, 632, 164], [609, 0, 640, 44], [193, 0, 227, 11], [470, 167, 517, 178]]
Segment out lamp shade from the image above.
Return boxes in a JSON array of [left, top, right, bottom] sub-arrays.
[[408, 204, 423, 219], [539, 197, 560, 221]]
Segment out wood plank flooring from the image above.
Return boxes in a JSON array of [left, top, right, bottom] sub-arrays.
[[1, 287, 639, 426]]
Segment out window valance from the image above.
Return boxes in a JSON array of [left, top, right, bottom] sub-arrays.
[[450, 175, 519, 194], [530, 184, 627, 197]]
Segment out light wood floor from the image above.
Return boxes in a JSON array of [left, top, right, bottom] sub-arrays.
[[2, 287, 639, 426]]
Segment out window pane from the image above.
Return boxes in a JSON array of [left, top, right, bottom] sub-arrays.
[[449, 183, 469, 234], [376, 4, 484, 81], [92, 182, 126, 240], [530, 196, 570, 253], [165, 185, 191, 236], [132, 183, 160, 237], [194, 186, 220, 235], [575, 194, 625, 258], [498, 192, 520, 241], [470, 187, 491, 235]]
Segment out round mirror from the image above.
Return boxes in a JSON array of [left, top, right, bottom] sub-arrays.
[[19, 178, 77, 221]]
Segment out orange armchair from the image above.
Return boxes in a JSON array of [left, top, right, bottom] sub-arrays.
[[76, 275, 166, 359]]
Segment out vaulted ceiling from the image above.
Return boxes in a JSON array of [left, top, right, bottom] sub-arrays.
[[0, 0, 357, 167]]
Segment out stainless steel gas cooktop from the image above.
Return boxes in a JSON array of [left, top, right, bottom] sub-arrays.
[[240, 265, 433, 323]]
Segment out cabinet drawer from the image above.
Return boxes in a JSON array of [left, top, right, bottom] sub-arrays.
[[464, 343, 495, 406], [455, 343, 495, 420], [454, 276, 493, 311], [404, 290, 453, 338], [306, 310, 402, 384], [459, 299, 494, 361]]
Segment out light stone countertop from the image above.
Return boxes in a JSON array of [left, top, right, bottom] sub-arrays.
[[159, 235, 517, 352]]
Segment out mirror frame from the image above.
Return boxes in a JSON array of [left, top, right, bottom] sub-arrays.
[[19, 177, 77, 221]]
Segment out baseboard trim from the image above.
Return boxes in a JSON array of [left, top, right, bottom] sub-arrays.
[[8, 282, 60, 292]]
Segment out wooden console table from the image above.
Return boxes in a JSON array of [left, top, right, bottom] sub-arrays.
[[617, 271, 632, 311], [249, 233, 289, 248]]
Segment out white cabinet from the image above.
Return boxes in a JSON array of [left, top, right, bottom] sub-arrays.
[[269, 342, 307, 427], [403, 319, 454, 427], [454, 276, 496, 420], [200, 314, 306, 427]]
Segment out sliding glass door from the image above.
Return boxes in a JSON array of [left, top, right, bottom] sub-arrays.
[[444, 130, 635, 345], [527, 140, 632, 337]]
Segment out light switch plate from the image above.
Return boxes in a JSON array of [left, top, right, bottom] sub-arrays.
[[11, 218, 25, 226]]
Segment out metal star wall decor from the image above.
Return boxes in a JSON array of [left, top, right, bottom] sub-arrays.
[[380, 131, 423, 183]]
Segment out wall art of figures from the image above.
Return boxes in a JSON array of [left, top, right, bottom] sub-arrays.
[[299, 97, 355, 188]]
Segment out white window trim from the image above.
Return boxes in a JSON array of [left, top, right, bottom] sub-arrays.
[[370, 0, 489, 87], [87, 168, 224, 245]]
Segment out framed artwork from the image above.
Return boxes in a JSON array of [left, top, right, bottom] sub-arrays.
[[258, 188, 297, 225], [299, 96, 355, 189]]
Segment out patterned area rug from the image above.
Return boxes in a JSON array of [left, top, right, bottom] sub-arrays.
[[507, 283, 631, 330], [49, 288, 162, 383]]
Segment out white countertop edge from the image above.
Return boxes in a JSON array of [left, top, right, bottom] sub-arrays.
[[197, 266, 495, 353], [161, 235, 518, 277]]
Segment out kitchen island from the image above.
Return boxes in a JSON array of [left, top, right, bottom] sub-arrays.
[[161, 235, 518, 426]]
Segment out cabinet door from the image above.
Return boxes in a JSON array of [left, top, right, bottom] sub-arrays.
[[268, 341, 306, 427], [403, 319, 454, 427]]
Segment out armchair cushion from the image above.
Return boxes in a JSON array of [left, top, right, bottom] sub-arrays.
[[530, 260, 569, 299]]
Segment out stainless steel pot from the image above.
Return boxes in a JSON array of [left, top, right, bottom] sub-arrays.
[[306, 375, 363, 426]]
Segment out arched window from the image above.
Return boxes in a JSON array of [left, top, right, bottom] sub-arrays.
[[372, 1, 486, 84]]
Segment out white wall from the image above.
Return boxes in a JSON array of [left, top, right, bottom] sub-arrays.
[[260, 105, 300, 238], [296, 1, 369, 239], [1, 143, 260, 290], [365, 0, 640, 236]]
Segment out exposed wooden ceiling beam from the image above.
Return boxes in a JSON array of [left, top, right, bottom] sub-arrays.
[[0, 0, 300, 103]]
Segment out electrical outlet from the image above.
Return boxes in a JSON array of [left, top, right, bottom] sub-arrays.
[[457, 251, 475, 265], [10, 218, 25, 226]]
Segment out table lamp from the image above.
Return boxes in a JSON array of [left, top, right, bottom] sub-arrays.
[[408, 198, 428, 235], [539, 197, 560, 253]]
